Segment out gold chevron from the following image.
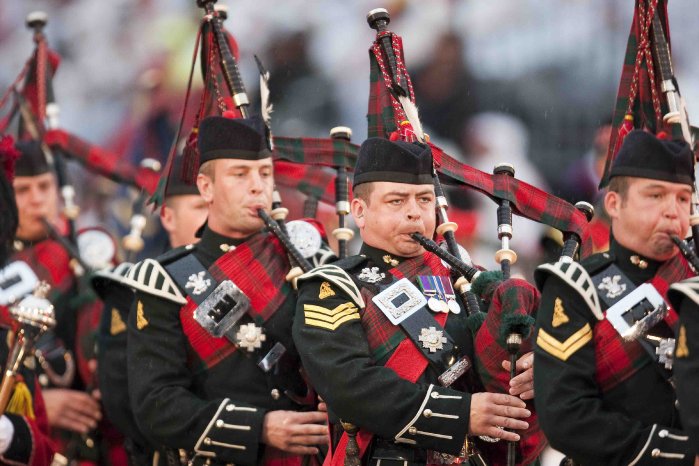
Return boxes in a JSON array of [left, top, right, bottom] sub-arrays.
[[537, 323, 592, 361], [110, 308, 127, 335], [304, 302, 360, 331], [136, 300, 149, 330]]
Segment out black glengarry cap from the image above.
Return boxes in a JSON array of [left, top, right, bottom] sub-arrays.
[[609, 130, 694, 186], [353, 138, 433, 188]]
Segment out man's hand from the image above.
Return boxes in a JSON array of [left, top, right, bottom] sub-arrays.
[[502, 351, 534, 400], [468, 392, 530, 442], [43, 388, 102, 434], [261, 410, 329, 455]]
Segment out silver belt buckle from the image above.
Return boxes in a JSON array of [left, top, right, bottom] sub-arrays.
[[0, 261, 39, 305], [372, 278, 427, 325], [605, 283, 668, 341], [194, 280, 250, 340]]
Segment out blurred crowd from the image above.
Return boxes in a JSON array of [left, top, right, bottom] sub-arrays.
[[2, 0, 699, 277]]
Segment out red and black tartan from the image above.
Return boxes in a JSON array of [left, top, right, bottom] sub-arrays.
[[603, 0, 690, 184], [44, 128, 160, 194], [365, 23, 593, 258], [594, 253, 694, 392], [474, 279, 544, 466], [358, 252, 451, 362], [431, 145, 593, 258], [12, 239, 75, 303], [178, 231, 292, 371]]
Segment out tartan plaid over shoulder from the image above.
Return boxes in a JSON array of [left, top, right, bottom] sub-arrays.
[[178, 231, 292, 371], [594, 253, 694, 392], [357, 252, 450, 362]]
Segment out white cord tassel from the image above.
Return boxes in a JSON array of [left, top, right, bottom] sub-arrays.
[[398, 95, 425, 142]]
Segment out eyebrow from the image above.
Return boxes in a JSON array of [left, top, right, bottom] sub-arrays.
[[641, 183, 692, 192]]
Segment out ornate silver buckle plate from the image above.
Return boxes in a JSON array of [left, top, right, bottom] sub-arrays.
[[605, 283, 668, 341], [194, 280, 251, 340], [372, 278, 427, 325]]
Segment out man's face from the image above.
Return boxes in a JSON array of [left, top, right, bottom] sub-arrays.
[[352, 182, 436, 257], [13, 172, 59, 241], [160, 194, 209, 248], [197, 158, 274, 238], [606, 177, 692, 261]]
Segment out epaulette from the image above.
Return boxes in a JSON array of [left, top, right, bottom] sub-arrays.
[[330, 255, 368, 273], [668, 276, 699, 311], [124, 257, 188, 305], [534, 260, 603, 321], [579, 251, 614, 276], [298, 263, 365, 309], [90, 262, 134, 299], [157, 244, 195, 265]]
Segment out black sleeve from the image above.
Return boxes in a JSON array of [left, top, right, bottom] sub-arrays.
[[534, 275, 693, 465], [676, 298, 699, 456], [97, 286, 151, 448], [127, 291, 266, 465], [293, 277, 471, 455]]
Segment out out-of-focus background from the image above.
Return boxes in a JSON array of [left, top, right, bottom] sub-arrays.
[[2, 0, 698, 271]]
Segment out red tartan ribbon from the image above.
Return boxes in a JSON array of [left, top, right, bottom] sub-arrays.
[[603, 0, 676, 186], [365, 22, 592, 258], [474, 279, 545, 466], [594, 253, 694, 392], [431, 144, 593, 258], [178, 231, 291, 370], [274, 161, 340, 206], [328, 253, 451, 466], [44, 129, 160, 194], [273, 136, 359, 170], [12, 239, 75, 302]]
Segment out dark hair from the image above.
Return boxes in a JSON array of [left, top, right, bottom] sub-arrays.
[[607, 176, 629, 199], [352, 182, 374, 205]]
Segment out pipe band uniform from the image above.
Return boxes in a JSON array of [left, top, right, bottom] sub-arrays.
[[126, 115, 332, 466], [533, 130, 697, 465], [293, 138, 534, 466]]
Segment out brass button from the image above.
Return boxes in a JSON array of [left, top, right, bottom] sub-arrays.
[[431, 392, 440, 399], [423, 409, 433, 418], [659, 429, 668, 438], [216, 419, 224, 428], [271, 389, 281, 400], [204, 438, 212, 445], [651, 448, 660, 458], [225, 404, 235, 412], [408, 426, 417, 435]]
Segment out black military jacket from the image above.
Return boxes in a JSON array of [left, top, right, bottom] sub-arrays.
[[534, 238, 694, 465], [293, 244, 480, 460], [127, 226, 308, 465], [668, 276, 699, 457]]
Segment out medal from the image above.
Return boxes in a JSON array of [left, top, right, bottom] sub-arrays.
[[418, 276, 442, 313], [427, 296, 442, 312], [438, 276, 461, 314], [433, 276, 450, 313]]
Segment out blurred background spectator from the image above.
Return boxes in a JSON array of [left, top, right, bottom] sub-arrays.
[[2, 0, 698, 270]]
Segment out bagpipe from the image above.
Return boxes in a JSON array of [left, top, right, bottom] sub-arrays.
[[0, 11, 155, 264], [149, 0, 366, 280], [0, 13, 129, 465], [603, 0, 698, 250], [359, 7, 596, 466]]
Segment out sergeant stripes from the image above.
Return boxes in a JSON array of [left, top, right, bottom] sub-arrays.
[[303, 302, 360, 331]]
